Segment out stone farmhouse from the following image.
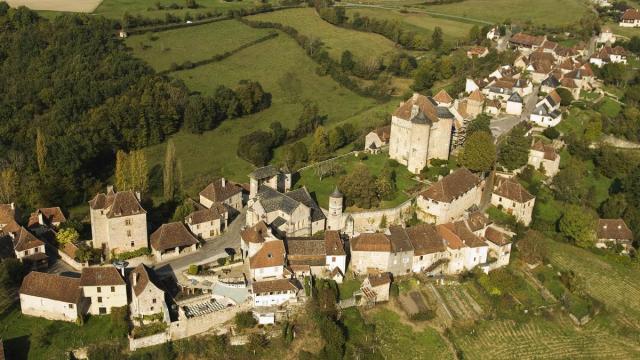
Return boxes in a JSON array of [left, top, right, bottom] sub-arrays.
[[530, 90, 563, 127], [248, 165, 291, 198], [20, 271, 87, 322], [5, 226, 48, 270], [150, 222, 199, 261], [285, 230, 347, 280], [416, 168, 484, 224], [350, 231, 413, 276], [364, 125, 391, 154], [89, 187, 147, 256], [620, 8, 640, 27], [249, 238, 286, 281], [199, 178, 243, 213], [389, 92, 455, 174], [79, 266, 127, 315], [491, 176, 536, 226], [246, 185, 325, 237], [590, 46, 628, 67], [360, 272, 391, 304], [528, 141, 560, 178], [185, 200, 228, 240], [508, 33, 546, 54], [252, 278, 301, 307], [596, 219, 633, 251], [130, 264, 169, 322], [26, 207, 66, 242]]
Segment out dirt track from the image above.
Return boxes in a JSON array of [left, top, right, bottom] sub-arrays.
[[6, 0, 103, 12]]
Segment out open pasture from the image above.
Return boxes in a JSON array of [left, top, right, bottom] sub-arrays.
[[6, 0, 102, 12]]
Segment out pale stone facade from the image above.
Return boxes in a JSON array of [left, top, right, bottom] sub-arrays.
[[389, 93, 454, 174], [528, 141, 560, 178], [19, 271, 87, 322], [20, 293, 82, 322], [416, 168, 483, 224], [89, 188, 147, 256], [491, 177, 536, 226], [80, 266, 128, 315], [130, 264, 168, 320]]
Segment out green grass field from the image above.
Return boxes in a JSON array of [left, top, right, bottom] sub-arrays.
[[294, 152, 420, 209], [95, 0, 260, 19], [125, 20, 273, 71], [248, 8, 401, 63], [143, 34, 379, 192], [416, 0, 590, 27], [0, 306, 126, 360], [344, 7, 475, 43]]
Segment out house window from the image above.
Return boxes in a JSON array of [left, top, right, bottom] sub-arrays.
[[111, 286, 115, 292], [34, 247, 39, 253], [130, 241, 135, 247], [97, 297, 102, 303], [97, 287, 101, 293], [332, 257, 336, 262], [69, 304, 74, 309], [125, 219, 132, 226], [150, 306, 154, 311], [127, 230, 132, 237], [23, 251, 28, 256], [420, 256, 424, 260], [152, 298, 157, 304]]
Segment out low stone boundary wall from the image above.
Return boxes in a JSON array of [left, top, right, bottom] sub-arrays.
[[57, 244, 87, 271], [349, 199, 414, 233], [129, 331, 170, 351]]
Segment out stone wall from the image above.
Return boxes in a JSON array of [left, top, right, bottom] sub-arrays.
[[170, 302, 251, 340], [57, 244, 86, 271], [128, 331, 170, 351], [349, 198, 413, 233]]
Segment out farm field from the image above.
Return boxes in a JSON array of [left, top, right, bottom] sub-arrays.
[[248, 7, 401, 63], [6, 0, 102, 12], [125, 20, 273, 72], [607, 23, 640, 40], [95, 0, 259, 19], [415, 0, 590, 27], [143, 34, 380, 192], [294, 152, 420, 209], [344, 7, 475, 43]]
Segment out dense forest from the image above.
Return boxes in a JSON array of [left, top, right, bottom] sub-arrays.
[[0, 5, 270, 209]]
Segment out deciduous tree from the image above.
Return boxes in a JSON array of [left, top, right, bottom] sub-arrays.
[[460, 131, 496, 172]]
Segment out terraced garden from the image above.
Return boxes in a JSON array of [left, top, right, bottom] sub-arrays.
[[435, 285, 484, 321]]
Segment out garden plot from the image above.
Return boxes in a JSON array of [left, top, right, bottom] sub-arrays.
[[436, 285, 483, 321], [398, 290, 430, 316], [7, 0, 102, 12]]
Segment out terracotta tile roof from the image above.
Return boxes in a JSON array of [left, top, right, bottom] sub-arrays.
[[89, 190, 145, 219], [531, 141, 558, 161], [199, 178, 242, 203], [20, 271, 81, 304], [130, 264, 162, 297], [393, 93, 440, 123], [541, 40, 558, 50], [241, 221, 270, 244], [387, 226, 416, 253], [374, 126, 391, 143], [351, 233, 391, 252], [150, 222, 198, 252], [421, 168, 482, 203], [249, 240, 285, 269], [404, 224, 446, 256], [2, 220, 20, 235], [467, 46, 488, 56], [252, 278, 300, 294], [510, 33, 545, 47], [560, 78, 578, 89], [367, 272, 391, 287], [186, 202, 227, 225], [433, 89, 453, 104], [485, 226, 512, 246], [61, 242, 79, 259], [493, 177, 534, 203], [325, 230, 345, 256], [437, 224, 465, 250], [27, 207, 66, 228], [548, 90, 562, 106], [486, 99, 501, 109], [468, 89, 485, 102], [286, 237, 325, 257], [0, 204, 15, 225], [80, 266, 125, 287], [622, 8, 640, 21], [466, 211, 490, 232], [452, 221, 487, 247], [597, 219, 633, 240], [13, 227, 44, 251]]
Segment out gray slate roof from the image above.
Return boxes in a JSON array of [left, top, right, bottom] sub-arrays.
[[286, 187, 326, 223], [249, 165, 279, 180]]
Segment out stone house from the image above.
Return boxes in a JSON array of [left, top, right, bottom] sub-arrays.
[[590, 46, 628, 66], [620, 8, 640, 27], [350, 231, 413, 276], [528, 141, 560, 178], [130, 264, 169, 321], [249, 239, 286, 281], [199, 178, 243, 213], [26, 207, 67, 242], [150, 222, 199, 261], [284, 230, 346, 278], [466, 46, 489, 59], [8, 227, 48, 269], [79, 266, 127, 315], [252, 278, 301, 307], [596, 219, 633, 250], [416, 168, 484, 224], [89, 187, 147, 256], [185, 200, 228, 239], [530, 90, 563, 128], [436, 221, 489, 274], [20, 271, 87, 322], [466, 90, 485, 118], [541, 74, 561, 94], [360, 272, 391, 304], [508, 33, 546, 54], [491, 176, 535, 226], [364, 125, 391, 154], [597, 27, 616, 44], [240, 221, 275, 259], [0, 203, 16, 230], [246, 186, 325, 237], [389, 92, 455, 174], [506, 92, 523, 115], [484, 226, 513, 271], [248, 165, 291, 198]]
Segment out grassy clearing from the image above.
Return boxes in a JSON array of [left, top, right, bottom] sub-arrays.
[[416, 0, 590, 27], [451, 315, 640, 360], [248, 8, 400, 62], [0, 305, 126, 360], [125, 19, 273, 71], [607, 23, 640, 40], [338, 278, 362, 300], [95, 0, 259, 19], [367, 308, 453, 359], [294, 152, 420, 209], [597, 97, 622, 118], [344, 7, 474, 43], [143, 34, 377, 191]]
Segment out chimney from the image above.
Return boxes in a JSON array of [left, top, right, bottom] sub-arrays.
[[37, 211, 44, 226], [221, 178, 226, 188], [135, 191, 141, 201], [10, 202, 15, 210], [133, 272, 138, 287], [411, 105, 419, 118], [120, 266, 125, 277], [107, 185, 114, 193]]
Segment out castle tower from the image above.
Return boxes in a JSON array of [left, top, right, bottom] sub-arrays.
[[327, 187, 343, 231]]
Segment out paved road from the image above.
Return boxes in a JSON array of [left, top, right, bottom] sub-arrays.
[[490, 86, 539, 138], [154, 209, 246, 277]]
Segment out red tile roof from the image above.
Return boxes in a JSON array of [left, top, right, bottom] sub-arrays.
[[20, 271, 82, 304], [597, 219, 633, 241], [421, 168, 482, 203], [249, 240, 285, 269]]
